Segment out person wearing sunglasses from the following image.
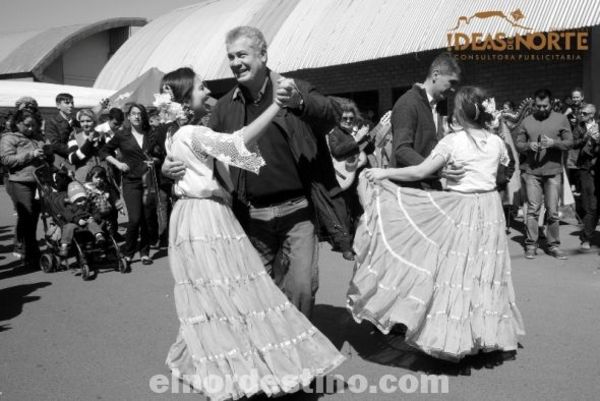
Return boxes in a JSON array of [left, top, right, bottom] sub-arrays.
[[565, 88, 587, 197], [571, 104, 599, 250]]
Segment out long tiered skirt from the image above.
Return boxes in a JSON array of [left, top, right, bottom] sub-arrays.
[[166, 197, 344, 400], [347, 177, 525, 361]]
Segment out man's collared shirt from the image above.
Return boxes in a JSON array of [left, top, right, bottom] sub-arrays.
[[232, 76, 269, 105], [419, 84, 439, 132]]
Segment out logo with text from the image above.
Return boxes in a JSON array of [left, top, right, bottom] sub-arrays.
[[446, 8, 588, 62]]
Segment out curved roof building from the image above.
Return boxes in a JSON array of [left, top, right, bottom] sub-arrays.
[[0, 18, 147, 86], [94, 0, 600, 90]]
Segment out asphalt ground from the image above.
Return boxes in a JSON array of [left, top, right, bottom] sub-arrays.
[[1, 187, 599, 401]]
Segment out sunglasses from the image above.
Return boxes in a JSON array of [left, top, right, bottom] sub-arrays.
[[341, 116, 355, 122]]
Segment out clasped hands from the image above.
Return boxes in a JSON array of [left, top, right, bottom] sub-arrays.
[[78, 216, 94, 227], [274, 78, 303, 109], [529, 135, 555, 152]]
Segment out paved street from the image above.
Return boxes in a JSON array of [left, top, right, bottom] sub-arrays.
[[1, 187, 600, 401]]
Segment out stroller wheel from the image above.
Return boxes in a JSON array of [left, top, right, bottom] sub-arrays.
[[53, 255, 63, 270], [118, 257, 130, 274], [81, 263, 92, 281], [40, 253, 54, 273]]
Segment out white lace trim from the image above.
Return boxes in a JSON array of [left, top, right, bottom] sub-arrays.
[[172, 233, 247, 244], [190, 327, 318, 363], [426, 310, 513, 321], [433, 279, 509, 291], [180, 301, 292, 325], [190, 127, 265, 175], [175, 269, 269, 288]]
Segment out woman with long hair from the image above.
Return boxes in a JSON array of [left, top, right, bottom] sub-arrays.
[[159, 68, 344, 400], [0, 106, 51, 269], [347, 86, 525, 361], [146, 67, 199, 247], [100, 104, 158, 267]]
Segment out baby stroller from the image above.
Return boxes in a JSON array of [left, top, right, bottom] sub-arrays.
[[33, 164, 128, 280]]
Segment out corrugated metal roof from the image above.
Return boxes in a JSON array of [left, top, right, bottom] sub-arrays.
[[94, 0, 299, 89], [0, 18, 147, 78], [94, 0, 600, 89]]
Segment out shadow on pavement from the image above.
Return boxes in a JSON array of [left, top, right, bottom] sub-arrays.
[[0, 281, 52, 331], [0, 259, 36, 280], [312, 304, 520, 377]]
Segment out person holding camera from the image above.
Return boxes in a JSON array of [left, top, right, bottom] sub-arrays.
[[0, 106, 53, 270], [66, 109, 109, 182]]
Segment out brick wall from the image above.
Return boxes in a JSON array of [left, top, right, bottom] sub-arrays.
[[288, 50, 584, 113], [207, 49, 586, 115]]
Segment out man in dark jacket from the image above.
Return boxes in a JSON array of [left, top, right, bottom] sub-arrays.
[[163, 26, 352, 318], [571, 103, 599, 250], [45, 93, 78, 168], [391, 52, 463, 189]]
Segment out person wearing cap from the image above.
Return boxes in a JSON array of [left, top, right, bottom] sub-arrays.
[[48, 181, 105, 257]]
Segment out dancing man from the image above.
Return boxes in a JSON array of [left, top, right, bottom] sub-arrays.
[[391, 52, 464, 188], [163, 26, 352, 318]]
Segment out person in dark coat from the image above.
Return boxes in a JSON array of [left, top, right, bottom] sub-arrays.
[[45, 93, 79, 169], [100, 104, 157, 267], [162, 26, 352, 318], [391, 52, 464, 189]]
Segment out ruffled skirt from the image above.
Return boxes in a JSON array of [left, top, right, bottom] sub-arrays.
[[347, 177, 525, 361], [166, 197, 344, 400]]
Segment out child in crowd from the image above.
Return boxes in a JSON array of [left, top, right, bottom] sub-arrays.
[[48, 180, 105, 256], [84, 165, 123, 236]]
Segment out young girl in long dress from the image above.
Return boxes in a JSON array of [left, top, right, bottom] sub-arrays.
[[347, 86, 525, 362], [161, 69, 344, 400]]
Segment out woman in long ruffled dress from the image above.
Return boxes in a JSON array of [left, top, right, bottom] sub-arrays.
[[347, 86, 525, 362], [160, 69, 344, 400]]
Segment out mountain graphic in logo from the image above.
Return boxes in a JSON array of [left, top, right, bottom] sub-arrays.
[[448, 8, 533, 31]]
